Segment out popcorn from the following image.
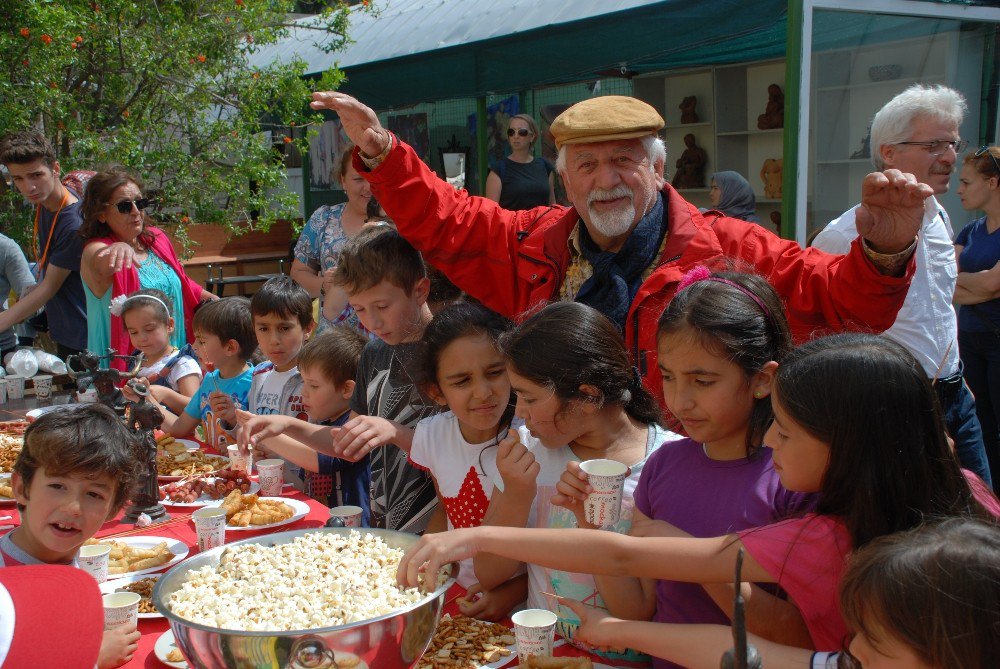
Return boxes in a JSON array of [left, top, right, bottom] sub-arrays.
[[168, 531, 424, 631]]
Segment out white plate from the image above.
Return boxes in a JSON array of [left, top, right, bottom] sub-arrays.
[[0, 474, 13, 506], [99, 573, 163, 619], [99, 535, 189, 578], [202, 496, 309, 531], [25, 405, 70, 421], [173, 438, 201, 450], [158, 454, 230, 482], [160, 480, 259, 508], [154, 629, 187, 668]]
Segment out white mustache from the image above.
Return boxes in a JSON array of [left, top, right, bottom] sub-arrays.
[[588, 184, 633, 207]]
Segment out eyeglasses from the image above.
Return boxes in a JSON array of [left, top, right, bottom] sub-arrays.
[[975, 145, 1000, 175], [109, 198, 151, 214], [895, 139, 968, 156], [507, 128, 530, 138]]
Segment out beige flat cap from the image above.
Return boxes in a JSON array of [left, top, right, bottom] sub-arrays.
[[550, 96, 664, 150]]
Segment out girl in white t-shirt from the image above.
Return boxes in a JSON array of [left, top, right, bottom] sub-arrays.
[[409, 301, 526, 621], [116, 289, 201, 413], [476, 301, 677, 664]]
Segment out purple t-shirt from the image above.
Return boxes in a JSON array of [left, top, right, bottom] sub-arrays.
[[633, 438, 812, 669]]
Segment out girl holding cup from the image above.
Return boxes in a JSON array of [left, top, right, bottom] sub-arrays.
[[553, 269, 816, 665], [474, 301, 677, 663]]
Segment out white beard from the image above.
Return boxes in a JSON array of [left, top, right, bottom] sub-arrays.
[[587, 185, 636, 238]]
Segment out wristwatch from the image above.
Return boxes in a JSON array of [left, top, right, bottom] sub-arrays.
[[359, 130, 393, 170]]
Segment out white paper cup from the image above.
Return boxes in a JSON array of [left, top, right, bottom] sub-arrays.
[[32, 374, 53, 400], [103, 591, 141, 630], [78, 543, 113, 583], [76, 388, 98, 403], [5, 376, 24, 401], [511, 608, 557, 663], [227, 445, 252, 474], [256, 458, 284, 497], [328, 505, 363, 527], [580, 458, 629, 528], [192, 507, 228, 551]]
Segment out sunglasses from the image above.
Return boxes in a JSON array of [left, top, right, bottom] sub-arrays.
[[507, 128, 530, 138], [975, 145, 1000, 175], [109, 198, 152, 214]]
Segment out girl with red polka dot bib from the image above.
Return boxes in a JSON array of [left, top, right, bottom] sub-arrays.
[[408, 301, 526, 621]]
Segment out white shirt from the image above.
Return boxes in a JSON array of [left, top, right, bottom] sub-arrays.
[[812, 196, 960, 378], [252, 367, 298, 416], [137, 352, 201, 391]]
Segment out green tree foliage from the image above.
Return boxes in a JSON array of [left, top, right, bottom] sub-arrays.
[[0, 0, 361, 246]]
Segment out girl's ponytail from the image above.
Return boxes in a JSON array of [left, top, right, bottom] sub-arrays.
[[622, 366, 662, 426]]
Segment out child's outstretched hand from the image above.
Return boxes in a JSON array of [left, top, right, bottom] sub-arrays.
[[495, 430, 539, 496], [397, 527, 484, 589], [330, 415, 399, 461], [208, 390, 237, 425], [98, 626, 140, 668], [457, 575, 529, 621], [551, 461, 596, 527], [235, 410, 290, 454], [556, 597, 627, 654]]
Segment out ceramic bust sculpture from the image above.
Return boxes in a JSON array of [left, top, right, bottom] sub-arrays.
[[757, 84, 784, 130], [679, 96, 699, 124], [672, 133, 708, 189]]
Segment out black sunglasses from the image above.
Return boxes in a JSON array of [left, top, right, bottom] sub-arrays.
[[507, 128, 530, 137], [975, 145, 1000, 175], [110, 197, 152, 214]]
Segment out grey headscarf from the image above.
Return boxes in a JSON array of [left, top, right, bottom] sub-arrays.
[[712, 171, 760, 224]]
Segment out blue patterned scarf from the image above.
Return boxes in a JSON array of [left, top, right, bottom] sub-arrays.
[[575, 193, 666, 330]]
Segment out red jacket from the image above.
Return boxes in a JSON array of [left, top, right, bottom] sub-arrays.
[[358, 138, 914, 406]]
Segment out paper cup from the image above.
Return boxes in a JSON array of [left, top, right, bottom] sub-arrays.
[[76, 388, 98, 403], [5, 376, 24, 401], [580, 458, 629, 528], [256, 458, 284, 497], [328, 505, 363, 527], [32, 374, 53, 400], [192, 507, 227, 552], [78, 543, 112, 583], [103, 591, 141, 630], [227, 444, 252, 474], [511, 608, 557, 663]]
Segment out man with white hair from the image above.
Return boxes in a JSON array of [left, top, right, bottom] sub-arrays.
[[310, 92, 929, 410], [813, 84, 991, 488]]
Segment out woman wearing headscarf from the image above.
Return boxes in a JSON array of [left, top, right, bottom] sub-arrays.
[[708, 171, 761, 224]]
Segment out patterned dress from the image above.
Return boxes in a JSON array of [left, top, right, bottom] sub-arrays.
[[293, 202, 367, 334]]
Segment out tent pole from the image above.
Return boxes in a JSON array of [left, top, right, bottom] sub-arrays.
[[783, 0, 804, 241], [477, 96, 488, 195]]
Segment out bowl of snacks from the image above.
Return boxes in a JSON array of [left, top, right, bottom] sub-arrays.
[[153, 527, 456, 669]]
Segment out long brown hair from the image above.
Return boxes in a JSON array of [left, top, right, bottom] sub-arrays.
[[79, 168, 155, 247]]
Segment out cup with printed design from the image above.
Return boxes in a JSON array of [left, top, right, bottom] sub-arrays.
[[192, 507, 227, 552], [5, 376, 25, 401], [256, 459, 284, 497], [78, 543, 113, 583], [579, 458, 629, 528], [328, 505, 363, 527], [227, 444, 252, 474], [511, 608, 558, 663], [32, 374, 53, 400], [76, 388, 98, 403], [103, 591, 141, 630]]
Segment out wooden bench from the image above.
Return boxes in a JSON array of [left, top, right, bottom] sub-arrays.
[[166, 220, 299, 296]]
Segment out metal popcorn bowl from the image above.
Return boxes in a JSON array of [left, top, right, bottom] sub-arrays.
[[153, 527, 456, 669]]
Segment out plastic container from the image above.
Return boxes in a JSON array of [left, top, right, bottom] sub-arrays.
[[5, 349, 38, 378], [32, 349, 68, 375]]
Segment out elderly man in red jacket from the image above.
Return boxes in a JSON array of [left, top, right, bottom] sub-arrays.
[[311, 92, 928, 405]]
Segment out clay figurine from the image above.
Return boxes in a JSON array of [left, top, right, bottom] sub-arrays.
[[672, 134, 708, 190], [679, 96, 699, 124], [851, 125, 872, 160], [122, 382, 169, 523], [757, 84, 784, 130], [760, 158, 782, 200], [67, 348, 144, 417]]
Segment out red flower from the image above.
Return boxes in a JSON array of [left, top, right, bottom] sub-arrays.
[[235, 0, 244, 6], [40, 34, 52, 45], [122, 110, 130, 118], [181, 216, 190, 223], [20, 28, 30, 38], [75, 36, 84, 43], [70, 42, 78, 49], [197, 54, 206, 63], [49, 81, 58, 89], [22, 59, 29, 66], [283, 136, 293, 144]]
